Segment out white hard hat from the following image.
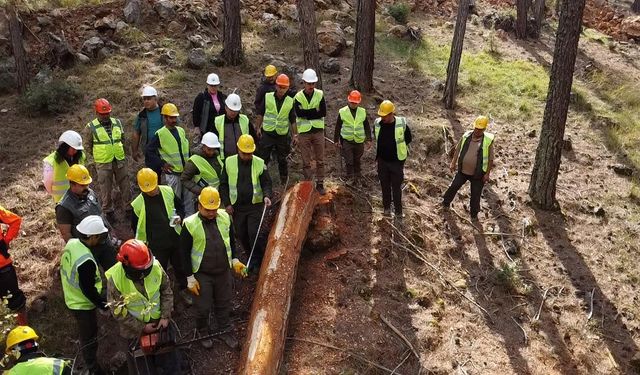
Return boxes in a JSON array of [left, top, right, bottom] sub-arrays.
[[141, 86, 157, 97], [206, 73, 220, 85], [225, 93, 242, 111], [201, 132, 221, 148], [76, 215, 108, 236], [302, 68, 318, 83], [58, 130, 84, 150]]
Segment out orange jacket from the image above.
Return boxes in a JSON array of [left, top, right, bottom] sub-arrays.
[[0, 205, 22, 268]]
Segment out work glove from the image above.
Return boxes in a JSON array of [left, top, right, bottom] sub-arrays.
[[0, 240, 9, 259], [232, 258, 248, 278], [187, 275, 200, 296]]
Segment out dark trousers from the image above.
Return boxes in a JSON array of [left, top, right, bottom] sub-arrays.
[[194, 271, 232, 331], [341, 141, 364, 178], [377, 159, 405, 215], [233, 204, 264, 269], [71, 309, 102, 374], [121, 325, 180, 375], [151, 242, 187, 290], [257, 132, 290, 179], [442, 172, 485, 218], [0, 264, 26, 310]]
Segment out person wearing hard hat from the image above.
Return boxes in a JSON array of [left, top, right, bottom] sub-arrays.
[[219, 135, 272, 272], [374, 100, 412, 223], [294, 68, 327, 195], [193, 73, 227, 136], [181, 187, 243, 349], [442, 115, 495, 220], [5, 326, 71, 374], [334, 90, 372, 185], [255, 73, 298, 184], [84, 98, 131, 223], [0, 205, 27, 326], [253, 64, 278, 113], [181, 132, 224, 215], [43, 130, 86, 203], [106, 239, 178, 374], [214, 93, 257, 160], [60, 215, 111, 375], [132, 86, 163, 162]]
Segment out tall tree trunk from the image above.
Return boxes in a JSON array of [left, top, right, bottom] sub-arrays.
[[350, 0, 375, 92], [528, 0, 586, 209], [297, 0, 323, 89], [632, 0, 640, 13], [442, 0, 470, 110], [516, 0, 529, 39], [221, 0, 243, 65], [533, 0, 545, 37], [7, 0, 29, 93]]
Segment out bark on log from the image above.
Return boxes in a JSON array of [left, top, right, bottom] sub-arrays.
[[237, 181, 319, 374]]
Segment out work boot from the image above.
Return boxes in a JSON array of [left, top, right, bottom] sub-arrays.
[[316, 182, 326, 195], [199, 330, 213, 349], [219, 332, 239, 350], [383, 208, 392, 217], [179, 289, 193, 306]]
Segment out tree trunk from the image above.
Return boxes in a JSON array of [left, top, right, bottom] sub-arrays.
[[516, 0, 529, 39], [442, 0, 470, 110], [221, 0, 243, 65], [533, 0, 545, 37], [632, 0, 640, 13], [7, 0, 29, 93], [350, 0, 376, 92], [297, 0, 323, 89], [528, 0, 586, 209]]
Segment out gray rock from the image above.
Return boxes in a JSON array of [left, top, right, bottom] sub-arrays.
[[187, 48, 206, 69], [321, 58, 340, 74], [158, 49, 177, 65], [154, 0, 176, 20], [116, 21, 128, 31], [188, 34, 207, 48], [262, 12, 278, 22], [76, 53, 90, 64], [278, 3, 298, 21], [34, 68, 52, 84], [47, 32, 76, 69], [124, 0, 142, 25], [37, 16, 52, 27], [94, 16, 117, 31], [97, 47, 112, 59], [167, 20, 183, 34], [317, 20, 346, 57], [82, 36, 104, 56]]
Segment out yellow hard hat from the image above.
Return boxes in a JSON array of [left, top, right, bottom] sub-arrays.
[[378, 100, 395, 116], [264, 64, 278, 77], [199, 187, 220, 210], [161, 103, 180, 117], [66, 164, 92, 185], [474, 115, 490, 129], [6, 326, 39, 354], [137, 168, 158, 193], [237, 134, 256, 153]]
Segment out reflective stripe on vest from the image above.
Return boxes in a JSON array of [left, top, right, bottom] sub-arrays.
[[43, 151, 86, 203], [214, 114, 250, 159], [131, 185, 180, 243], [183, 211, 232, 273], [87, 118, 125, 163], [188, 154, 221, 188], [294, 89, 325, 133], [105, 261, 163, 323], [339, 106, 366, 143], [60, 239, 102, 310], [458, 131, 495, 173], [156, 126, 189, 173], [374, 116, 408, 161], [263, 92, 294, 135], [9, 357, 67, 375], [224, 155, 265, 205]]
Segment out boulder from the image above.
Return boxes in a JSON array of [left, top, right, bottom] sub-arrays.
[[187, 48, 206, 69], [76, 53, 90, 64], [321, 57, 340, 74], [188, 34, 207, 48], [97, 47, 112, 59], [321, 9, 353, 25], [278, 3, 298, 21], [167, 20, 183, 34], [622, 16, 640, 39], [37, 16, 52, 27], [262, 12, 278, 23], [154, 0, 176, 20], [47, 32, 76, 69], [158, 49, 177, 65], [116, 21, 128, 31], [81, 36, 105, 57], [95, 16, 117, 31], [317, 20, 346, 57], [388, 24, 409, 38], [124, 0, 142, 25]]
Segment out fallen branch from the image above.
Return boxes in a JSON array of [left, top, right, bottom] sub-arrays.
[[587, 288, 596, 320], [533, 286, 559, 321], [511, 316, 528, 345], [380, 315, 420, 360], [391, 350, 411, 375]]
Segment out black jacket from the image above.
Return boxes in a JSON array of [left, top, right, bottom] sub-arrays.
[[192, 89, 227, 133]]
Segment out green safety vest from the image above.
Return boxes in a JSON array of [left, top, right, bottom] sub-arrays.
[[263, 92, 294, 135], [225, 155, 265, 205], [214, 114, 250, 159], [188, 154, 222, 189], [156, 126, 189, 173], [294, 89, 325, 133], [183, 211, 232, 273], [458, 130, 495, 174], [60, 239, 103, 310], [9, 357, 68, 375], [86, 118, 125, 163], [131, 185, 181, 243], [43, 152, 86, 203], [374, 116, 408, 161], [339, 106, 367, 143], [105, 260, 163, 323]]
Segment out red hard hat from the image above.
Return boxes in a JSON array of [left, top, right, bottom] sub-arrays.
[[347, 90, 361, 104], [94, 98, 112, 114], [117, 239, 153, 270], [275, 74, 290, 87]]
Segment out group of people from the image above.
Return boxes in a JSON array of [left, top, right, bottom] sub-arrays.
[[1, 63, 496, 374]]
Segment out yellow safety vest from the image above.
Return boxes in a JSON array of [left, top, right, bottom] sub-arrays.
[[225, 155, 265, 205], [86, 118, 125, 163], [105, 260, 163, 323], [188, 154, 222, 189], [60, 239, 102, 310], [374, 116, 408, 161], [214, 114, 250, 159], [130, 185, 181, 243], [8, 357, 68, 374], [156, 126, 189, 173], [458, 131, 495, 174], [263, 92, 294, 135], [339, 106, 367, 143], [43, 151, 86, 203], [183, 211, 232, 273], [294, 89, 325, 133]]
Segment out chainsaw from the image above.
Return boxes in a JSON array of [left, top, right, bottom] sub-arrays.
[[132, 327, 233, 357]]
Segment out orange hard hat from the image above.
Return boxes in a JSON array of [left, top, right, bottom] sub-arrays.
[[117, 239, 153, 270], [347, 90, 362, 104], [275, 74, 290, 88], [94, 98, 112, 114]]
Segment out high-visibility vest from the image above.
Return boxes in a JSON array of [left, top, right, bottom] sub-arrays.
[[131, 185, 180, 243], [225, 155, 265, 205], [188, 154, 222, 189], [8, 357, 68, 374], [156, 126, 189, 173], [182, 211, 232, 273], [294, 89, 325, 133], [263, 92, 294, 135], [86, 118, 125, 163], [43, 152, 86, 203], [458, 131, 495, 174], [105, 260, 163, 323], [60, 239, 102, 310], [339, 106, 367, 143], [214, 114, 250, 158], [374, 116, 408, 161]]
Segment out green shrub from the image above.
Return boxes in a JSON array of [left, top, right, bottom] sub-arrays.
[[20, 79, 81, 115], [388, 2, 410, 25]]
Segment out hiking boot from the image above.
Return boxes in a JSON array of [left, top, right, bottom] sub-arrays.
[[179, 289, 193, 306], [219, 332, 239, 350], [316, 183, 326, 195], [199, 330, 213, 349]]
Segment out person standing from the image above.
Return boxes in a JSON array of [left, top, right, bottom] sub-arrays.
[[192, 73, 227, 137], [442, 115, 495, 220], [132, 86, 163, 162], [214, 93, 257, 160], [333, 90, 372, 185], [43, 130, 85, 203], [374, 100, 412, 223], [253, 64, 277, 113], [4, 326, 71, 374], [294, 69, 327, 195], [181, 132, 224, 215], [0, 205, 26, 325]]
